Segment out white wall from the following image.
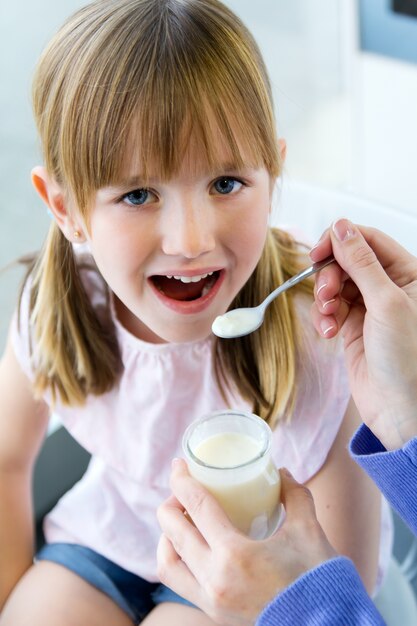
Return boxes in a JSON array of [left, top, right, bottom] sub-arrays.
[[226, 0, 417, 218], [352, 54, 417, 214], [274, 179, 417, 256]]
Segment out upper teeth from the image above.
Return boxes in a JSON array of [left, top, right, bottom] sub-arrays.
[[165, 271, 214, 283]]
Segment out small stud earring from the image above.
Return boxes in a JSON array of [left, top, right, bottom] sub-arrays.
[[74, 230, 81, 239]]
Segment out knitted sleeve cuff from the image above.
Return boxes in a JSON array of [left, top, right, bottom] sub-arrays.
[[256, 556, 385, 626], [350, 424, 417, 536]]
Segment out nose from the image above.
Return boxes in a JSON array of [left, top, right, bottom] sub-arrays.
[[161, 200, 216, 259]]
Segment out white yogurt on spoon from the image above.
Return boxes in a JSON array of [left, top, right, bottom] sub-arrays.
[[211, 308, 262, 338], [212, 255, 336, 339]]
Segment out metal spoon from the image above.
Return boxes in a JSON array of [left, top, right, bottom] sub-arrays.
[[212, 255, 335, 339]]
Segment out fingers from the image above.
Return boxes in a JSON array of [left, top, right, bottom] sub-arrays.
[[157, 459, 243, 607], [310, 222, 411, 271], [328, 220, 402, 307], [279, 469, 318, 523], [157, 491, 209, 576], [156, 534, 202, 608], [313, 262, 344, 324], [311, 301, 345, 339], [310, 228, 332, 262], [351, 224, 417, 284], [312, 258, 354, 338], [314, 260, 345, 308], [311, 220, 415, 311], [167, 458, 236, 545]]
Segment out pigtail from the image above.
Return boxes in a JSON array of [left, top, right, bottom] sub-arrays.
[[214, 228, 312, 427], [21, 223, 121, 406]]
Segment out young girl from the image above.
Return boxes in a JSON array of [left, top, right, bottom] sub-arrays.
[[0, 1, 387, 625]]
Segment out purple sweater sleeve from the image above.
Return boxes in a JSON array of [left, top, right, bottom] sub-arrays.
[[256, 556, 385, 625], [350, 424, 417, 536], [257, 425, 417, 625]]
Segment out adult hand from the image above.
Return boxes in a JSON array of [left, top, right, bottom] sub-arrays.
[[310, 219, 417, 450], [157, 459, 336, 626]]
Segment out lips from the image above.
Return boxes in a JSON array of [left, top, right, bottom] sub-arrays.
[[149, 269, 224, 314], [151, 271, 219, 301]]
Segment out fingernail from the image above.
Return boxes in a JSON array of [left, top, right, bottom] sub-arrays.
[[320, 319, 334, 336], [322, 298, 336, 310], [171, 457, 181, 468], [332, 218, 356, 242], [316, 282, 327, 297]]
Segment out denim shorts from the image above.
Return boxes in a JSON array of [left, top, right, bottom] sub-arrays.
[[36, 543, 195, 624]]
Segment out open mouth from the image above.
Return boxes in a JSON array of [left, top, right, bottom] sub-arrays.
[[150, 271, 221, 301]]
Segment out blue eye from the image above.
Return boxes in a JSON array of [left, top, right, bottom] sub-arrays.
[[123, 189, 151, 206], [213, 177, 242, 195]]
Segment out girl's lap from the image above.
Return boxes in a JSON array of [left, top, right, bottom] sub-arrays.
[[0, 561, 134, 626], [0, 561, 215, 626], [141, 602, 216, 626]]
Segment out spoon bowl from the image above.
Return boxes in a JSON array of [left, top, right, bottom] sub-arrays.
[[212, 255, 335, 339]]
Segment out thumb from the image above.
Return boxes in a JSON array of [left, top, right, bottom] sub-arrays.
[[279, 468, 318, 522], [330, 218, 396, 308]]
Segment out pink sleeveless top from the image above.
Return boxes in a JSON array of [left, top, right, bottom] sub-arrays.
[[11, 251, 392, 590]]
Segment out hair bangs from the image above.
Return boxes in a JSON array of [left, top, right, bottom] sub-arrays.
[[99, 36, 281, 191], [121, 94, 271, 187], [34, 0, 282, 215]]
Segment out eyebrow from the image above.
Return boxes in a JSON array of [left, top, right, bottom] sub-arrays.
[[211, 161, 247, 174], [107, 175, 149, 190], [105, 163, 255, 191]]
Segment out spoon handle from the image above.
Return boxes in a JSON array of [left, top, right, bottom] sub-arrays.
[[262, 255, 335, 309]]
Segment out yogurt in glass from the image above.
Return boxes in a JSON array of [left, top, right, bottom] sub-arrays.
[[182, 410, 281, 539]]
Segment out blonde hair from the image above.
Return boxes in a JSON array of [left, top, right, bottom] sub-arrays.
[[25, 0, 312, 422]]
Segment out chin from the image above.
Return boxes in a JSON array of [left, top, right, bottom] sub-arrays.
[[156, 324, 213, 344]]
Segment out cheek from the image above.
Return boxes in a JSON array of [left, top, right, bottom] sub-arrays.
[[232, 206, 269, 258], [88, 217, 148, 270]]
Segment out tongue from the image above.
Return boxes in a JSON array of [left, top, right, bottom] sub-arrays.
[[153, 276, 210, 301]]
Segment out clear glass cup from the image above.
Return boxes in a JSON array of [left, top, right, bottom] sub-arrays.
[[182, 409, 281, 539]]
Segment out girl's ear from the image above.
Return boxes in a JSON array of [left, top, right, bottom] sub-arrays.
[[268, 139, 287, 211], [278, 138, 287, 163], [31, 166, 86, 242]]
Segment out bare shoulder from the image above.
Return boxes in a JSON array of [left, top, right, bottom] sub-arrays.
[[0, 330, 50, 472]]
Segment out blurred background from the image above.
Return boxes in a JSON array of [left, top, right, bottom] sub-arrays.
[[1, 0, 417, 619]]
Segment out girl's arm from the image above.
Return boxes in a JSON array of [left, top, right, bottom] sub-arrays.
[[305, 398, 381, 593], [0, 331, 49, 609]]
